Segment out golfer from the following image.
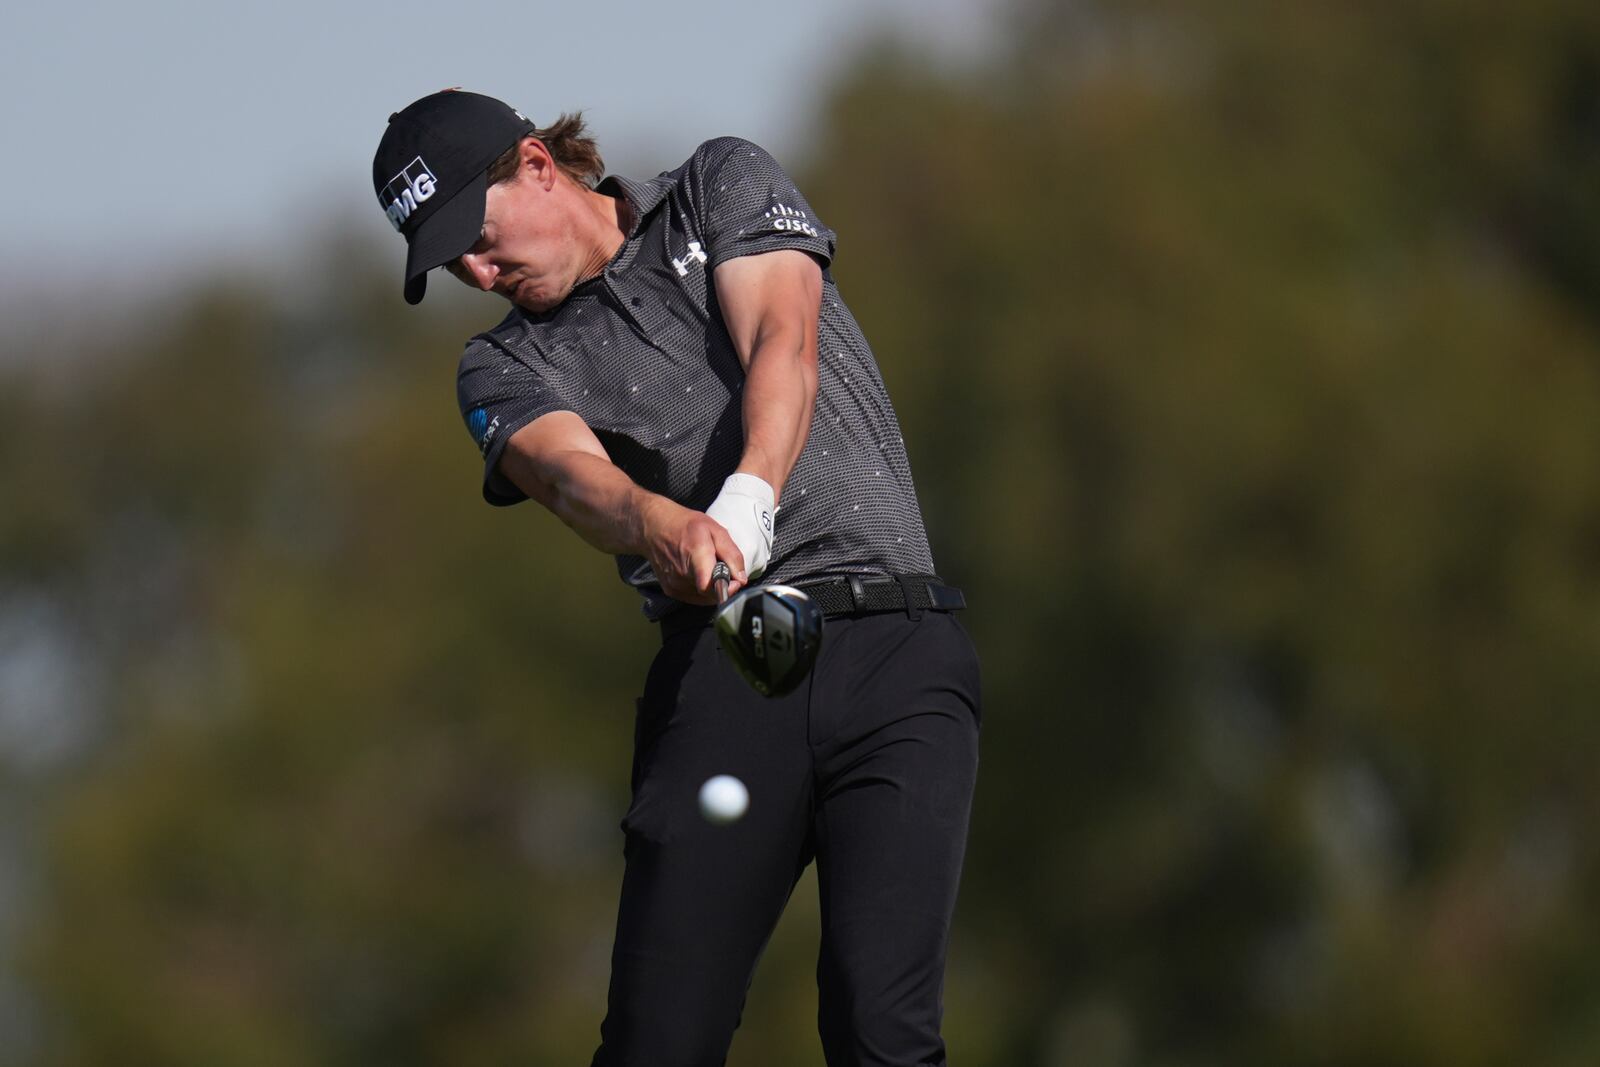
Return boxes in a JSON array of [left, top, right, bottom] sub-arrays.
[[373, 89, 982, 1067]]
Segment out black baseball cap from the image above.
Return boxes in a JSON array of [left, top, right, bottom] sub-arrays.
[[373, 89, 537, 304]]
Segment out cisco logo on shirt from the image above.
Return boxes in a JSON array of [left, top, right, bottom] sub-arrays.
[[379, 156, 438, 232], [467, 407, 501, 455], [762, 203, 818, 238]]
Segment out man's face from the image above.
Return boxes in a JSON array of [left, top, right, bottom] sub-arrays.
[[446, 156, 582, 313]]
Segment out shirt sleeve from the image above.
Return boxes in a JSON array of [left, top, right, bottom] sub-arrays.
[[694, 138, 837, 270], [456, 336, 570, 506]]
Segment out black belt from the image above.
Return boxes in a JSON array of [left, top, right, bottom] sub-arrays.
[[795, 573, 966, 616], [658, 573, 965, 643]]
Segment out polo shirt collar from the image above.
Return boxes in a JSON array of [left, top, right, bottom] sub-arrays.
[[597, 172, 671, 237]]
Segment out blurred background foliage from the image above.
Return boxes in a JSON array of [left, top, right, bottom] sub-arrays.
[[4, 0, 1600, 1063]]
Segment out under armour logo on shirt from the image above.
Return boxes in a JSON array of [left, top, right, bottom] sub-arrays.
[[672, 241, 708, 277]]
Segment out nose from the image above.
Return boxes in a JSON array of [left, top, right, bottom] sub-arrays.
[[456, 252, 497, 290]]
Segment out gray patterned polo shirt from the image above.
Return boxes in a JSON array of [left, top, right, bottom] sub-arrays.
[[456, 137, 936, 620]]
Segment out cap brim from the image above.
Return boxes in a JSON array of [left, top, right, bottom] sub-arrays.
[[402, 170, 490, 305]]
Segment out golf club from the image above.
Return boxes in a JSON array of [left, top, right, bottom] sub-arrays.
[[711, 561, 824, 697]]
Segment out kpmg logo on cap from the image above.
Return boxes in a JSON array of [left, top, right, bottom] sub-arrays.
[[379, 157, 438, 232]]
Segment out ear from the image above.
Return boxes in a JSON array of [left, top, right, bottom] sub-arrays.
[[520, 136, 558, 191]]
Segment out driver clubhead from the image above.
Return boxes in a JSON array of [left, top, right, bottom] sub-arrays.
[[713, 583, 824, 697]]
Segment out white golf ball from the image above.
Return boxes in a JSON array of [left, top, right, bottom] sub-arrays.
[[698, 775, 749, 825]]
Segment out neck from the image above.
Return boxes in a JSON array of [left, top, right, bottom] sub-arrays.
[[574, 187, 628, 283]]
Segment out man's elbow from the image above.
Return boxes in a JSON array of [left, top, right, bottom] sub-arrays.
[[496, 450, 560, 511]]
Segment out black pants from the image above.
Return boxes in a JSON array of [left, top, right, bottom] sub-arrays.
[[590, 609, 982, 1067]]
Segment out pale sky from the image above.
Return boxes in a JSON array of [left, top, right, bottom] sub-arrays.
[[1, 0, 1006, 305]]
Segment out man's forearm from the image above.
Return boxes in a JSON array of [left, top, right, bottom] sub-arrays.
[[499, 412, 750, 600], [530, 447, 669, 557], [736, 328, 818, 503]]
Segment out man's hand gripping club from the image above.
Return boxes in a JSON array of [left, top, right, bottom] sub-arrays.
[[640, 494, 752, 606], [642, 473, 773, 605]]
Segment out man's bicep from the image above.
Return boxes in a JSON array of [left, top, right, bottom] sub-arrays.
[[496, 409, 612, 509], [712, 249, 823, 367]]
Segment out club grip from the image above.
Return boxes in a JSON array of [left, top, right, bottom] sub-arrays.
[[712, 561, 731, 602]]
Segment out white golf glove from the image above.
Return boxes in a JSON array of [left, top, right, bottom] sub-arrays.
[[705, 472, 775, 580]]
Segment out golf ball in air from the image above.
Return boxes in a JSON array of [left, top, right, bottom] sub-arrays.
[[699, 775, 749, 824]]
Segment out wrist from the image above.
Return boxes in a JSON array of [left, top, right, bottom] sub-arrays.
[[724, 472, 776, 508], [635, 491, 681, 556]]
